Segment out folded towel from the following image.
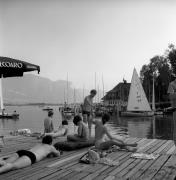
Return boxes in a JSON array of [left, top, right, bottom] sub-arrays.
[[131, 153, 159, 160]]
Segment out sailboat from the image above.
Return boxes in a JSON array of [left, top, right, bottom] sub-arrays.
[[121, 68, 154, 117], [0, 76, 19, 118]]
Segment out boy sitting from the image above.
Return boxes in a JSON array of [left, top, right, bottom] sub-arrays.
[[67, 115, 89, 142]]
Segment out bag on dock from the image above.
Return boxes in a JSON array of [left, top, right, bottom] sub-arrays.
[[79, 149, 119, 166]]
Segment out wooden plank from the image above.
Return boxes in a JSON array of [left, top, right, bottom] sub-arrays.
[[47, 151, 86, 167], [146, 140, 167, 154], [154, 140, 172, 154], [153, 155, 176, 180], [166, 143, 176, 154], [160, 140, 174, 154], [138, 139, 158, 153], [138, 154, 170, 180]]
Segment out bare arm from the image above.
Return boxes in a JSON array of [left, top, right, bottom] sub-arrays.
[[50, 146, 60, 157], [104, 127, 124, 144], [78, 124, 83, 137], [63, 128, 68, 136]]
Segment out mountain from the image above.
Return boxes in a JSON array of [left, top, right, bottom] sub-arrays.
[[1, 74, 88, 104]]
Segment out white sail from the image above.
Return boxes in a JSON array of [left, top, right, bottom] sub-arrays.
[[0, 77, 4, 110], [127, 68, 152, 112]]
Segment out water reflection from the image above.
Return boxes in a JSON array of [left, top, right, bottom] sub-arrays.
[[108, 114, 173, 140]]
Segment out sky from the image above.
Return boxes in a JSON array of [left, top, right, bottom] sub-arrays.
[[1, 0, 176, 93]]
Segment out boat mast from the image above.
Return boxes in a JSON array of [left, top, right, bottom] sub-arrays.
[[102, 74, 105, 99], [152, 74, 156, 111], [95, 72, 97, 103], [67, 73, 68, 105]]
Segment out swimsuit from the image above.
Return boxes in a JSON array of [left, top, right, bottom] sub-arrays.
[[82, 110, 91, 117], [16, 150, 36, 164]]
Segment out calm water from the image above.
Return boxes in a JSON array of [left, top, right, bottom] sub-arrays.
[[0, 105, 174, 141]]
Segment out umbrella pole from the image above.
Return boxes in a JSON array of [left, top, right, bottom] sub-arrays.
[[0, 74, 4, 111]]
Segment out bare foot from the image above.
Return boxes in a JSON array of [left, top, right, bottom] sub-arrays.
[[0, 160, 6, 166], [126, 146, 137, 152]]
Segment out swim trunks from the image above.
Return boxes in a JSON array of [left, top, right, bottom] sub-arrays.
[[82, 110, 91, 116], [16, 150, 36, 164]]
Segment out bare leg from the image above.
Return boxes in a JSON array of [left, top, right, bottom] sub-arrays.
[[99, 140, 137, 152], [0, 153, 19, 164], [83, 114, 88, 124], [87, 115, 92, 138], [0, 156, 32, 174]]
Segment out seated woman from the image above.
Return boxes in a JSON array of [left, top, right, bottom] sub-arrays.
[[44, 120, 69, 138], [67, 115, 89, 142]]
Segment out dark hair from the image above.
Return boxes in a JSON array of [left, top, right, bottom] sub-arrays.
[[62, 120, 68, 125], [90, 89, 97, 95], [73, 115, 82, 126], [48, 110, 54, 117], [42, 135, 53, 144], [102, 113, 110, 124]]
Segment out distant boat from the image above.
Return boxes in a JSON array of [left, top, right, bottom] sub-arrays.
[[0, 77, 19, 119], [42, 107, 53, 111], [121, 68, 154, 117]]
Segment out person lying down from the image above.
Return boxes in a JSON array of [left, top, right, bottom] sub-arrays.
[[0, 135, 60, 174]]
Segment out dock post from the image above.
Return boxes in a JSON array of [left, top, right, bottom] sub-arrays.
[[173, 111, 176, 146]]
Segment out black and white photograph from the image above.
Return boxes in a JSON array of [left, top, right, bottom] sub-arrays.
[[0, 0, 176, 179]]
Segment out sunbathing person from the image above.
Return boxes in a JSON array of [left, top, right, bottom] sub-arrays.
[[92, 113, 137, 152], [67, 115, 89, 142], [0, 135, 60, 174], [44, 120, 69, 138]]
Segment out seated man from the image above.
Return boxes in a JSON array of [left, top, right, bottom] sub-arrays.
[[67, 115, 89, 142], [92, 113, 137, 152], [45, 120, 69, 138], [0, 135, 60, 174]]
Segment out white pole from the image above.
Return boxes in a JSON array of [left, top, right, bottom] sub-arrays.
[[152, 75, 155, 111], [0, 75, 4, 110]]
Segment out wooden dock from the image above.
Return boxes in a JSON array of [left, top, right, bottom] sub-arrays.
[[1, 136, 176, 180]]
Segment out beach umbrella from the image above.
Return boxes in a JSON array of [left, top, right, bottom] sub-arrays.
[[0, 56, 40, 111], [0, 56, 40, 78]]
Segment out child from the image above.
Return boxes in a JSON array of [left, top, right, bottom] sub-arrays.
[[93, 113, 137, 152], [67, 115, 89, 142], [44, 120, 69, 138]]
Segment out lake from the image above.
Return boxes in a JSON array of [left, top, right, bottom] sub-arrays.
[[0, 105, 174, 141]]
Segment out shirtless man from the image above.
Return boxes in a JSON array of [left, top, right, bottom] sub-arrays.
[[45, 120, 69, 138], [82, 89, 97, 137], [92, 114, 137, 151], [44, 110, 54, 133], [0, 135, 60, 174], [67, 115, 89, 142]]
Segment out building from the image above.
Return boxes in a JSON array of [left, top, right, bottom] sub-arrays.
[[102, 80, 130, 109]]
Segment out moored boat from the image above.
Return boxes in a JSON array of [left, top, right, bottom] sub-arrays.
[[121, 68, 154, 117]]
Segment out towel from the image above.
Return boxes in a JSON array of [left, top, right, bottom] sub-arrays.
[[131, 153, 159, 160]]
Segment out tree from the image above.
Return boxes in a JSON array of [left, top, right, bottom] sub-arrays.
[[140, 55, 171, 104], [166, 44, 176, 76]]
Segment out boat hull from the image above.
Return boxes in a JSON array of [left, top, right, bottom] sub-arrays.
[[0, 114, 19, 119], [121, 111, 154, 117]]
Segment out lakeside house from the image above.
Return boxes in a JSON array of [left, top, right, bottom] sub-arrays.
[[102, 79, 130, 111]]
